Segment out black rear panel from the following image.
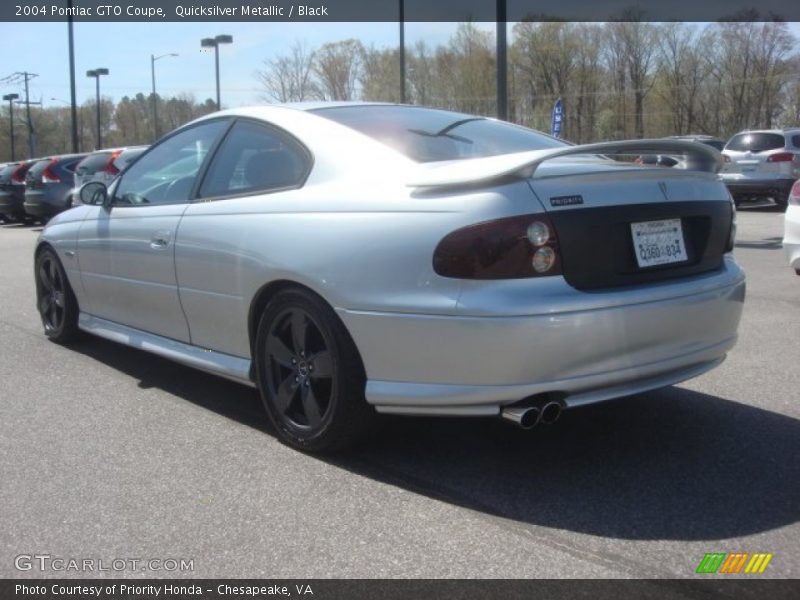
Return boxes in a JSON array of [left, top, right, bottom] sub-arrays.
[[549, 201, 732, 290]]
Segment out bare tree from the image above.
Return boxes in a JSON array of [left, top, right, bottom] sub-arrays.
[[314, 39, 364, 101], [256, 42, 318, 103], [608, 14, 659, 139]]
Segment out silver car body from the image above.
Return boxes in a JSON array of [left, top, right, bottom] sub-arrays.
[[37, 104, 745, 417], [783, 182, 800, 272], [720, 129, 800, 203]]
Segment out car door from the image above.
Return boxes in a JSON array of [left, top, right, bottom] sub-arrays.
[[175, 118, 312, 357], [76, 119, 230, 342]]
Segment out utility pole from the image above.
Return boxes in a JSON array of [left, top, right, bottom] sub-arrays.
[[0, 71, 38, 157]]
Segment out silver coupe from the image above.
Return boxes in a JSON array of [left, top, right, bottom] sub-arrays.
[[35, 103, 745, 452]]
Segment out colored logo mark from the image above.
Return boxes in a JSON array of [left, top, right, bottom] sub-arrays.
[[696, 552, 773, 574]]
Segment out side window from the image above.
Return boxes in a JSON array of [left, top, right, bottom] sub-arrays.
[[198, 120, 310, 199], [113, 120, 228, 206]]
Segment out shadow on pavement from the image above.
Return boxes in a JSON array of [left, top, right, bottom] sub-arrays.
[[735, 236, 783, 250], [71, 335, 800, 542]]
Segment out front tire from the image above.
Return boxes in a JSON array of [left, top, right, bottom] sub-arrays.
[[35, 248, 80, 343], [254, 288, 375, 453]]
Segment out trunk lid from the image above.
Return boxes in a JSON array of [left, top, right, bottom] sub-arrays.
[[527, 165, 733, 290]]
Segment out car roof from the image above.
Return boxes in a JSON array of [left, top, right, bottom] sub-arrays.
[[731, 129, 798, 135]]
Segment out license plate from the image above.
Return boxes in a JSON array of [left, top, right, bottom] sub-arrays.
[[631, 218, 688, 268]]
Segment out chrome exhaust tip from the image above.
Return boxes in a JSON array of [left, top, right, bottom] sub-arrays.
[[539, 401, 563, 425], [501, 406, 541, 430]]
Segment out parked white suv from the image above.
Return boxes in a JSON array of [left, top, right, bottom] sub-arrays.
[[720, 129, 800, 210]]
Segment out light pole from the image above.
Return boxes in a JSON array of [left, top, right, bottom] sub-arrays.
[[86, 68, 109, 149], [3, 93, 19, 160], [151, 52, 178, 141], [200, 35, 233, 110]]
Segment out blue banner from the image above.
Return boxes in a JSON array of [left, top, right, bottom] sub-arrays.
[[551, 97, 563, 139]]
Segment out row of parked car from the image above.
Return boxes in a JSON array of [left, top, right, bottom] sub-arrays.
[[0, 146, 148, 224], [638, 128, 800, 209]]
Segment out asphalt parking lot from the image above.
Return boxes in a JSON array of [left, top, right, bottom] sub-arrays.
[[0, 205, 797, 579]]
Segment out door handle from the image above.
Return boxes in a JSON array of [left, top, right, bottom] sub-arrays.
[[150, 230, 172, 249]]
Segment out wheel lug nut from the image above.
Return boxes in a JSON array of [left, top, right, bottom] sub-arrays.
[[291, 358, 296, 364]]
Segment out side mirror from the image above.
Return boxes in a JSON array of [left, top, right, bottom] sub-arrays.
[[78, 181, 108, 206]]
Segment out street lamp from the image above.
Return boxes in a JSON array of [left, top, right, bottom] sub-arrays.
[[86, 68, 109, 149], [200, 34, 233, 110], [3, 93, 19, 161], [151, 52, 178, 141]]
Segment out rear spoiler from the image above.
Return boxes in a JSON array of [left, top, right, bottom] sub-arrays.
[[407, 138, 723, 189]]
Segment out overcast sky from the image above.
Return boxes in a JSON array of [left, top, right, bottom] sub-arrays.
[[1, 21, 798, 109]]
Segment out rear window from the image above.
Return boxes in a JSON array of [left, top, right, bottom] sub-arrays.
[[76, 151, 113, 174], [700, 140, 725, 151], [27, 160, 52, 178], [0, 163, 20, 182], [725, 133, 785, 153], [312, 105, 566, 162], [115, 148, 147, 169]]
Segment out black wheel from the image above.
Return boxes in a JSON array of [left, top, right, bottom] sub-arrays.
[[254, 288, 375, 453], [35, 248, 80, 343]]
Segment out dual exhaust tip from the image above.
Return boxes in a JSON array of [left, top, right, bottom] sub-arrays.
[[501, 397, 563, 430]]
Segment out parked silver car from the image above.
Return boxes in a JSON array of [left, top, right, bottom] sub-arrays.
[[34, 103, 745, 452], [720, 128, 800, 209]]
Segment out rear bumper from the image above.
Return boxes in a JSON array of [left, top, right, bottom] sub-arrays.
[[0, 190, 26, 219], [783, 205, 800, 271], [23, 190, 70, 219], [338, 258, 745, 416], [721, 175, 795, 200]]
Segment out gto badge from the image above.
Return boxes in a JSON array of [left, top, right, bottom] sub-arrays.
[[550, 194, 584, 207]]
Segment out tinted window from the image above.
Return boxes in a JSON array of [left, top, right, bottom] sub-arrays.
[[59, 157, 83, 172], [725, 133, 785, 153], [115, 148, 147, 171], [199, 120, 309, 198], [792, 135, 800, 148], [26, 160, 52, 180], [76, 151, 113, 175], [113, 120, 228, 206], [313, 105, 566, 162], [701, 140, 725, 151], [0, 163, 20, 182]]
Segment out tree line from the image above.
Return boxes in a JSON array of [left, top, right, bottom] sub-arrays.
[[257, 19, 800, 143], [0, 93, 216, 161], [2, 19, 798, 162]]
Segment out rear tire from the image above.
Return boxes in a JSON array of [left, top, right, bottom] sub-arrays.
[[254, 287, 376, 453], [35, 247, 80, 343]]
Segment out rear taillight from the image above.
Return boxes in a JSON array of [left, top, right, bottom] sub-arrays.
[[789, 181, 800, 207], [42, 158, 60, 184], [766, 152, 794, 163], [433, 214, 562, 279], [726, 192, 737, 252], [104, 150, 122, 175], [10, 163, 28, 184]]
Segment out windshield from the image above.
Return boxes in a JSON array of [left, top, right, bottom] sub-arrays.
[[312, 105, 567, 163]]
